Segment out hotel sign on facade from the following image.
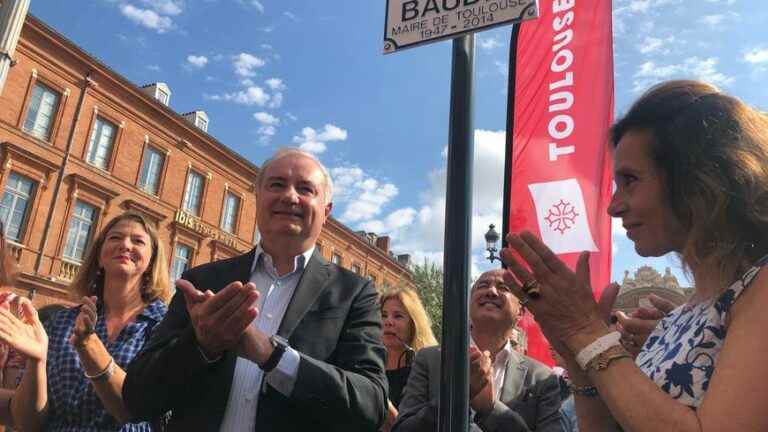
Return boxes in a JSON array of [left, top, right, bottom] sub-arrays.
[[384, 0, 538, 53], [174, 210, 240, 250]]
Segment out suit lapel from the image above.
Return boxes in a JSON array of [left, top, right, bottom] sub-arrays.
[[234, 247, 257, 285], [277, 249, 332, 339], [500, 350, 529, 402]]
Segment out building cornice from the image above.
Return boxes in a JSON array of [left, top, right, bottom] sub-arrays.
[[22, 15, 261, 187]]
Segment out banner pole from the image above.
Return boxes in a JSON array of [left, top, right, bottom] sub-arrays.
[[439, 33, 474, 432], [501, 24, 521, 253]]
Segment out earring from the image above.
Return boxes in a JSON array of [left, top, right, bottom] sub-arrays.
[[92, 267, 104, 290]]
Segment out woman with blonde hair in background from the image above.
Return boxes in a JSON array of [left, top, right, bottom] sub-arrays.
[[379, 286, 437, 432], [1, 212, 170, 431]]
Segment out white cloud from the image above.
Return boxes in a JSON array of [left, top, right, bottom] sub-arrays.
[[140, 0, 184, 15], [292, 124, 348, 154], [240, 78, 255, 86], [633, 57, 733, 92], [704, 0, 735, 3], [478, 37, 502, 51], [256, 125, 277, 144], [612, 217, 626, 257], [330, 166, 399, 222], [628, 0, 651, 13], [186, 55, 208, 68], [637, 36, 675, 55], [253, 112, 279, 125], [239, 0, 264, 13], [353, 130, 507, 268], [233, 53, 266, 78], [146, 64, 161, 71], [267, 92, 284, 109], [265, 78, 286, 91], [744, 47, 768, 65], [698, 12, 739, 28], [205, 86, 270, 106], [624, 0, 681, 13], [253, 110, 280, 145], [494, 60, 508, 77], [699, 14, 726, 26], [119, 4, 174, 33], [284, 11, 298, 21]]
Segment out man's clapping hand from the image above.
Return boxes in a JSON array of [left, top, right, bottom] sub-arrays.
[[176, 279, 260, 359]]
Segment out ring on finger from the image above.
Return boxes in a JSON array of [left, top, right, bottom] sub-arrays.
[[521, 279, 542, 299]]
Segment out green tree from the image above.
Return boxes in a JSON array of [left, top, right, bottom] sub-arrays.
[[412, 260, 444, 342]]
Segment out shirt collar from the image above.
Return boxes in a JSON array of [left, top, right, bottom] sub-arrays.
[[494, 339, 513, 368], [139, 299, 168, 322], [470, 336, 514, 366], [94, 298, 167, 323], [251, 243, 315, 276]]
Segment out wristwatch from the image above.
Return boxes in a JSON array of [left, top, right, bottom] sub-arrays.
[[261, 334, 289, 373]]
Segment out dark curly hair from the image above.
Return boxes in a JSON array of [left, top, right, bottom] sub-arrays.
[[612, 80, 768, 288]]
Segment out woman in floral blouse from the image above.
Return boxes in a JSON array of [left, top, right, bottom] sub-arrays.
[[3, 212, 170, 431], [501, 80, 768, 431]]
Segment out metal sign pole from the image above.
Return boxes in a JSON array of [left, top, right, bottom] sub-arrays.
[[439, 33, 474, 432]]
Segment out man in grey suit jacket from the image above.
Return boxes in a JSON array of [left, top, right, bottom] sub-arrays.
[[123, 149, 387, 431], [393, 269, 563, 432]]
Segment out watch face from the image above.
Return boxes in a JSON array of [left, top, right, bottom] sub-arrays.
[[271, 335, 288, 348]]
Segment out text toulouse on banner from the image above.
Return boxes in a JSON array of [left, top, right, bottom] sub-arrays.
[[506, 0, 615, 365]]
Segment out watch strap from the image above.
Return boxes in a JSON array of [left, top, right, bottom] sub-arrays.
[[261, 335, 288, 373]]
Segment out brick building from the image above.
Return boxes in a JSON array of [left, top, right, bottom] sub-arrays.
[[0, 15, 413, 306]]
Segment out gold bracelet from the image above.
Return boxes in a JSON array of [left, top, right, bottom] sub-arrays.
[[84, 358, 115, 381], [584, 345, 630, 372]]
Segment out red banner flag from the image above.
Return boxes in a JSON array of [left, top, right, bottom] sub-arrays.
[[505, 0, 614, 366]]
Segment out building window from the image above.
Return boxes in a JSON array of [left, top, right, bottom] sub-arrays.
[[369, 274, 377, 286], [138, 146, 165, 195], [63, 201, 97, 262], [157, 88, 169, 105], [0, 173, 36, 242], [220, 192, 240, 233], [331, 253, 341, 265], [86, 117, 117, 169], [352, 264, 361, 275], [23, 82, 61, 140], [170, 244, 192, 282], [181, 170, 204, 216], [196, 116, 208, 132]]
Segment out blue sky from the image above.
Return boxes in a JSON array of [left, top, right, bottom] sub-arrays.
[[29, 0, 768, 287]]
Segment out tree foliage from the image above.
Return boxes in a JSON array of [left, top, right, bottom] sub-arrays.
[[412, 259, 444, 342]]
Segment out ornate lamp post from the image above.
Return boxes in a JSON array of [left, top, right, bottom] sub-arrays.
[[484, 224, 501, 263]]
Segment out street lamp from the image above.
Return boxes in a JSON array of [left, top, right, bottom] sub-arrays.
[[484, 224, 500, 263]]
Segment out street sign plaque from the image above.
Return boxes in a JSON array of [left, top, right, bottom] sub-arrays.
[[384, 0, 539, 54]]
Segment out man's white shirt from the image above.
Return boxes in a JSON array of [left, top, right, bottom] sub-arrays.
[[219, 245, 314, 431]]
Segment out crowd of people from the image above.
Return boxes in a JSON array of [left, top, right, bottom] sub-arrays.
[[0, 78, 765, 431]]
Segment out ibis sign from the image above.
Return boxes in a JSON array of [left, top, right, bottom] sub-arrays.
[[384, 0, 538, 54]]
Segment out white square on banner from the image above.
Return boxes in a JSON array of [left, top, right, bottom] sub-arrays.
[[527, 179, 598, 254]]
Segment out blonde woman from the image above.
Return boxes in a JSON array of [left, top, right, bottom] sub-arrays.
[[3, 212, 170, 431], [379, 286, 437, 431]]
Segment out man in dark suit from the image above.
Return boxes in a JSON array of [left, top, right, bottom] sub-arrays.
[[393, 269, 562, 432], [123, 149, 387, 431]]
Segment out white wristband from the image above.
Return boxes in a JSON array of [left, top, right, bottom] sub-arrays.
[[575, 331, 621, 370]]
